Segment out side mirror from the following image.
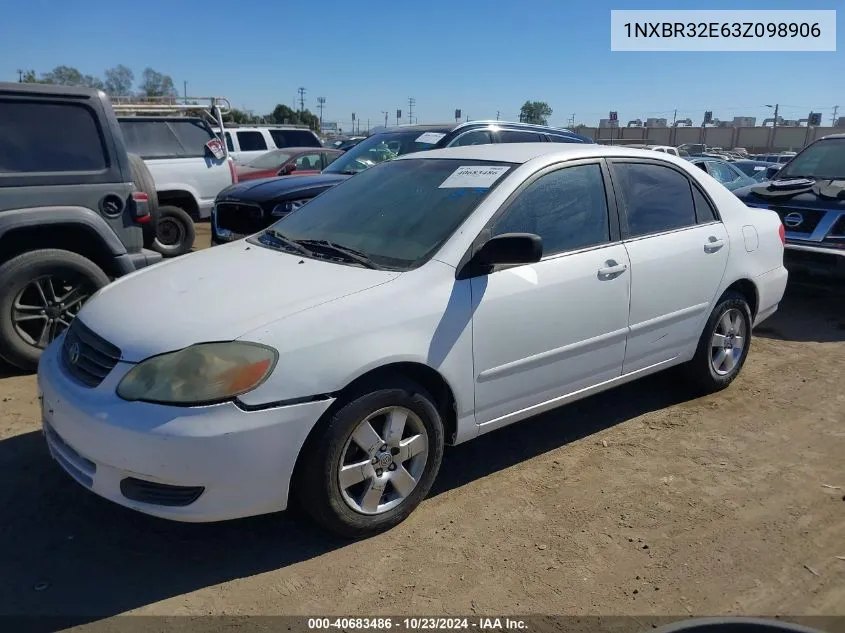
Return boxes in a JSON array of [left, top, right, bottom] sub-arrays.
[[474, 233, 543, 266], [280, 163, 297, 175]]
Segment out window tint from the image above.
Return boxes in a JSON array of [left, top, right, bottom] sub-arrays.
[[450, 130, 493, 147], [224, 132, 234, 152], [692, 186, 718, 223], [614, 163, 696, 237], [548, 135, 580, 143], [498, 130, 544, 143], [778, 139, 845, 180], [323, 151, 340, 167], [294, 153, 322, 170], [0, 101, 107, 173], [269, 129, 321, 148], [492, 164, 610, 256], [706, 161, 739, 184], [237, 131, 267, 152], [120, 119, 212, 159]]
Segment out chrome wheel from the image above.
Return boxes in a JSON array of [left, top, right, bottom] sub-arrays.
[[710, 308, 747, 376], [338, 406, 429, 515], [12, 276, 89, 348]]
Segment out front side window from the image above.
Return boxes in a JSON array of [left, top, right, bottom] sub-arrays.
[[247, 150, 291, 169], [614, 162, 696, 238], [0, 101, 106, 173], [237, 131, 267, 152], [492, 164, 610, 256], [323, 129, 452, 175], [449, 130, 493, 147], [262, 158, 513, 270]]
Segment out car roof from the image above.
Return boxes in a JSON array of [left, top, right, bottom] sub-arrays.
[[395, 142, 684, 165], [0, 81, 100, 98], [375, 124, 455, 133], [263, 146, 341, 154]]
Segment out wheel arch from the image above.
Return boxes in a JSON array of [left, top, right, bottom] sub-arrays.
[[722, 277, 759, 320], [157, 189, 201, 220]]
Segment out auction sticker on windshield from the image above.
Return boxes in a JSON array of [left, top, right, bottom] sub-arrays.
[[439, 165, 511, 188], [415, 132, 447, 144]]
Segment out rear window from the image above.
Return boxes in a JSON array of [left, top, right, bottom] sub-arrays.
[[0, 101, 107, 173], [119, 119, 215, 159], [269, 129, 320, 148]]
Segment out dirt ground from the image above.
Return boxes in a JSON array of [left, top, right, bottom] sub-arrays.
[[1, 224, 844, 625]]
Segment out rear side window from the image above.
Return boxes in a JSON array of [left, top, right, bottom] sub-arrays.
[[269, 129, 321, 148], [548, 135, 580, 143], [498, 130, 544, 143], [692, 186, 718, 223], [0, 101, 107, 173], [224, 132, 234, 152], [120, 119, 213, 159], [614, 162, 697, 238], [237, 131, 267, 152]]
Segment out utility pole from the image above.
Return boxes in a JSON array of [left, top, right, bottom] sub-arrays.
[[297, 87, 306, 113], [672, 108, 677, 126], [367, 118, 370, 134], [569, 113, 576, 127], [408, 97, 415, 124], [17, 69, 23, 82], [496, 111, 500, 120], [765, 104, 779, 151], [382, 111, 388, 128], [833, 105, 840, 126], [183, 81, 188, 100], [317, 97, 326, 130]]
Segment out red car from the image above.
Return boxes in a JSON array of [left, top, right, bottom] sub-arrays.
[[236, 147, 343, 181]]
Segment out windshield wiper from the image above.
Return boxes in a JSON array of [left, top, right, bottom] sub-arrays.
[[294, 239, 380, 269], [261, 228, 314, 257]]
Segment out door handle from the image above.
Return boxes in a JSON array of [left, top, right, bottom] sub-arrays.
[[704, 236, 725, 253], [598, 260, 628, 280]]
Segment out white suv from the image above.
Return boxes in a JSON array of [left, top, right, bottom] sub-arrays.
[[219, 126, 323, 164]]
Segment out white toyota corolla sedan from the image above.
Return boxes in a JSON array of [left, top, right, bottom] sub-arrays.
[[38, 143, 788, 537]]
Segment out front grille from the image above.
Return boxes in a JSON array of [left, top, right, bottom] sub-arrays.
[[830, 214, 845, 237], [61, 320, 121, 387], [772, 206, 827, 235], [215, 201, 268, 236], [120, 477, 205, 507]]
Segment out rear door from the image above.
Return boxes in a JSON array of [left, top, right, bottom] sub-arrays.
[[609, 159, 729, 374]]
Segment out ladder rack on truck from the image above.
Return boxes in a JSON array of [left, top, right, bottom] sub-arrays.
[[110, 96, 232, 155]]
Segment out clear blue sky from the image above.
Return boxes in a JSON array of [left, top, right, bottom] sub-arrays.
[[1, 0, 841, 130]]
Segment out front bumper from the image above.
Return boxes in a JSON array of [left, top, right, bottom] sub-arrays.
[[37, 338, 334, 522], [784, 243, 845, 281]]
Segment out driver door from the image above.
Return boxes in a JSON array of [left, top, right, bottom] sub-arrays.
[[469, 160, 631, 429]]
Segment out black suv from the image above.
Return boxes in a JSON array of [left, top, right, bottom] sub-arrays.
[[734, 134, 845, 281], [211, 121, 593, 244], [0, 82, 162, 370]]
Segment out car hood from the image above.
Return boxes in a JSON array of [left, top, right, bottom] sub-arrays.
[[76, 241, 400, 362], [217, 173, 351, 203], [734, 178, 845, 205]]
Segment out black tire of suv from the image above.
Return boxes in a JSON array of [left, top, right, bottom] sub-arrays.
[[152, 205, 196, 258], [126, 153, 160, 249], [0, 249, 110, 371]]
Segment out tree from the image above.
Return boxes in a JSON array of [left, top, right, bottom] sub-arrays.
[[269, 104, 300, 125], [38, 65, 103, 89], [224, 108, 259, 124], [20, 70, 38, 83], [139, 67, 177, 97], [104, 64, 135, 96], [519, 100, 553, 125], [298, 110, 320, 132]]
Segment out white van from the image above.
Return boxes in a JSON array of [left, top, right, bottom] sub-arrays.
[[218, 126, 323, 164]]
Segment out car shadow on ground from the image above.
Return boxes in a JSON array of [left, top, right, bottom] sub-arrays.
[[753, 278, 845, 344], [0, 371, 695, 626], [0, 360, 28, 379]]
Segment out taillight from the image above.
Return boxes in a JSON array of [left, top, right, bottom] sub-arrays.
[[131, 190, 151, 223], [778, 223, 785, 245], [228, 158, 238, 184], [132, 191, 149, 203]]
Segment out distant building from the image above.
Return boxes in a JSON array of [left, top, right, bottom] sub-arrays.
[[732, 116, 757, 127], [599, 118, 619, 128], [645, 118, 667, 127], [836, 117, 845, 128]]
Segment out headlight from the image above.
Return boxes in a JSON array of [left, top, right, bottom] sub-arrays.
[[271, 198, 310, 217], [117, 342, 277, 405]]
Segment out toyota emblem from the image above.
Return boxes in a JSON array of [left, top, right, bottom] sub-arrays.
[[782, 212, 804, 228], [68, 342, 81, 365]]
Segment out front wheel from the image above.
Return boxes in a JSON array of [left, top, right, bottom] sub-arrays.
[[682, 291, 753, 394], [152, 205, 196, 258], [295, 380, 445, 538]]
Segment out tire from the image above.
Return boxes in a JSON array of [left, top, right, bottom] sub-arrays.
[[152, 205, 196, 258], [0, 249, 110, 371], [295, 379, 445, 538], [681, 291, 753, 394], [126, 153, 160, 249]]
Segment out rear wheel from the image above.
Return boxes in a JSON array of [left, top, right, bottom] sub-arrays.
[[152, 205, 196, 258], [0, 249, 110, 370], [682, 291, 753, 394], [295, 379, 445, 538]]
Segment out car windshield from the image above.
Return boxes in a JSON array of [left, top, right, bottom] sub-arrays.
[[323, 129, 452, 175], [247, 151, 292, 169], [256, 158, 513, 270], [777, 139, 845, 180]]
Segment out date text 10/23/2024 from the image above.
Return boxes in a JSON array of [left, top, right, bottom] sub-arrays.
[[610, 9, 836, 51], [307, 618, 528, 631]]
